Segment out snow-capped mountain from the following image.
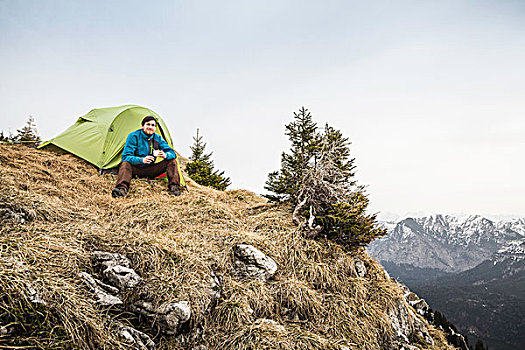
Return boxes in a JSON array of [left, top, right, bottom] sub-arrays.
[[369, 215, 525, 350], [489, 238, 525, 278], [497, 218, 525, 237], [368, 215, 525, 273], [431, 237, 525, 286]]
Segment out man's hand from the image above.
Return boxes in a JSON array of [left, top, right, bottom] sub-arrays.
[[157, 150, 166, 159], [143, 156, 155, 164]]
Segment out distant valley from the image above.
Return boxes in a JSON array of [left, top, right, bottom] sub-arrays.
[[368, 215, 525, 350]]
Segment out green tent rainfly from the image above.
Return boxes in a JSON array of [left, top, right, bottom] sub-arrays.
[[39, 105, 186, 186]]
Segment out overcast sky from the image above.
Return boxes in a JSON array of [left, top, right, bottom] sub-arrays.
[[1, 1, 524, 217]]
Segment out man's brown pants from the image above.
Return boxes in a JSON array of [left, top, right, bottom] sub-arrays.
[[115, 160, 180, 190]]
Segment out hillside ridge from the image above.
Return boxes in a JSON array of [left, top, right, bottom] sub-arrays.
[[0, 145, 455, 350]]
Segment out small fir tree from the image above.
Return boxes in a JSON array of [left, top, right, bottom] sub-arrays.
[[264, 107, 320, 202], [265, 107, 386, 246], [13, 116, 41, 147], [318, 195, 386, 246], [322, 123, 356, 185], [185, 129, 231, 191]]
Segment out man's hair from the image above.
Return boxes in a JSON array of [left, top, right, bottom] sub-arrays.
[[141, 116, 157, 126]]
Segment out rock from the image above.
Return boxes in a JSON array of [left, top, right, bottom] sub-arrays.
[[92, 251, 131, 269], [409, 308, 434, 345], [388, 299, 412, 344], [156, 301, 191, 335], [404, 292, 419, 302], [410, 299, 430, 316], [24, 282, 46, 306], [103, 264, 142, 290], [91, 251, 142, 290], [191, 345, 207, 350], [255, 318, 278, 326], [0, 325, 13, 337], [254, 318, 286, 333], [131, 300, 192, 336], [78, 272, 123, 307], [353, 258, 367, 277], [399, 284, 411, 295], [387, 298, 434, 349], [116, 323, 156, 350], [397, 282, 467, 348], [232, 244, 277, 281], [208, 272, 222, 301], [131, 300, 157, 319], [399, 284, 430, 317]]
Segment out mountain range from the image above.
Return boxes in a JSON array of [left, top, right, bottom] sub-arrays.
[[371, 214, 524, 273], [368, 215, 525, 350]]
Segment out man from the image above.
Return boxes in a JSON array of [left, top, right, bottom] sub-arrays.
[[112, 116, 183, 197]]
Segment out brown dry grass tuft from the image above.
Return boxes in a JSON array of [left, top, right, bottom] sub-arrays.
[[0, 144, 455, 350]]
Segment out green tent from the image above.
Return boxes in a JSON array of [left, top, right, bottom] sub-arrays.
[[39, 105, 186, 186]]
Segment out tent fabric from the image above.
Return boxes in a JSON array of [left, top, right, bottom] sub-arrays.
[[39, 105, 186, 187]]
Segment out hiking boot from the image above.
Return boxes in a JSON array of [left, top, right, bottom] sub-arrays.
[[111, 186, 128, 198], [168, 184, 182, 196]]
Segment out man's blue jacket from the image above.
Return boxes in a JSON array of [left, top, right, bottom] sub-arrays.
[[121, 129, 177, 166]]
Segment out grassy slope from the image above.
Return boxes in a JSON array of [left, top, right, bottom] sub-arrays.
[[0, 145, 454, 350]]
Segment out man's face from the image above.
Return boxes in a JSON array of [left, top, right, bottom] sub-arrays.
[[142, 120, 156, 135]]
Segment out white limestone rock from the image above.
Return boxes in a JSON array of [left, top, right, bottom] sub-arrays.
[[78, 272, 123, 307], [353, 258, 367, 277], [92, 251, 131, 269], [208, 272, 222, 301], [91, 251, 142, 290], [232, 244, 277, 281], [116, 323, 156, 350], [191, 346, 207, 350], [387, 298, 434, 349], [103, 264, 142, 290], [254, 318, 286, 333], [156, 301, 191, 335], [24, 282, 46, 306]]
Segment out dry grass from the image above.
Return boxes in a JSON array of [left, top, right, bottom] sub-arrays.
[[0, 144, 455, 350]]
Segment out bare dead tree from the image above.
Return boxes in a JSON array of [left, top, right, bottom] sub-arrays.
[[292, 137, 355, 237]]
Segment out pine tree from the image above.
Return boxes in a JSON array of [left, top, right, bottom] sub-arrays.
[[185, 129, 231, 191], [319, 195, 386, 246], [265, 107, 386, 246], [322, 123, 356, 185], [14, 116, 41, 146], [264, 107, 319, 202]]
